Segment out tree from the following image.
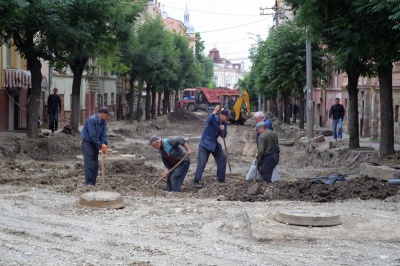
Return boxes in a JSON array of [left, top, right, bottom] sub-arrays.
[[195, 33, 214, 87], [47, 0, 145, 132], [129, 16, 177, 121], [195, 32, 205, 61], [286, 0, 400, 154], [256, 21, 325, 127], [354, 0, 400, 155], [0, 0, 57, 138], [270, 22, 323, 126]]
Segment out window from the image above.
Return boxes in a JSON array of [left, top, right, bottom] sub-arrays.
[[103, 93, 108, 106], [111, 93, 114, 105]]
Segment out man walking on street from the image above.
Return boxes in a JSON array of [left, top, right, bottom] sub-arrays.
[[149, 135, 191, 192], [81, 107, 110, 186], [292, 102, 300, 124], [329, 98, 345, 141], [47, 88, 61, 133], [193, 105, 232, 189]]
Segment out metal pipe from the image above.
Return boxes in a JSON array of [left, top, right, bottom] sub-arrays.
[[360, 76, 364, 137], [306, 26, 314, 138], [387, 179, 400, 186]]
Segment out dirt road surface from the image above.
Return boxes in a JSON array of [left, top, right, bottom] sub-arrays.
[[1, 109, 399, 265]]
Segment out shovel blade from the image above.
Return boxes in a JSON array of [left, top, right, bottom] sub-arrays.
[[247, 182, 261, 195]]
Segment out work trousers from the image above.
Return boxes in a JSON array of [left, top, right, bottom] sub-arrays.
[[258, 152, 279, 183], [332, 118, 343, 140], [49, 108, 59, 132], [82, 140, 99, 185], [167, 159, 190, 192], [194, 145, 227, 182]]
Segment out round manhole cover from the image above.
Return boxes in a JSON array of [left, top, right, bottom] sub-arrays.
[[77, 191, 125, 209], [276, 210, 341, 227]]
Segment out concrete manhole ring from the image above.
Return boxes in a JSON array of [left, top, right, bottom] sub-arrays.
[[275, 210, 341, 227], [77, 191, 125, 209]]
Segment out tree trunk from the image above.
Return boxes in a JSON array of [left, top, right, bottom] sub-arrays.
[[145, 79, 151, 120], [346, 70, 360, 149], [26, 54, 42, 139], [283, 95, 290, 124], [70, 58, 88, 133], [378, 67, 394, 156], [163, 90, 169, 115], [151, 86, 156, 119], [299, 92, 305, 130], [128, 75, 135, 123], [137, 88, 142, 122], [157, 91, 162, 116]]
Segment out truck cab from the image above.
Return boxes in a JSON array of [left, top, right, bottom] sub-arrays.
[[181, 89, 198, 111]]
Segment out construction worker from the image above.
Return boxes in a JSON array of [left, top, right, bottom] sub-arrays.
[[80, 106, 109, 186], [254, 121, 280, 182], [149, 135, 191, 192], [193, 105, 232, 188]]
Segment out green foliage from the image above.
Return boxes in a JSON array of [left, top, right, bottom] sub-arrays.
[[0, 0, 57, 60], [195, 32, 205, 61], [47, 0, 146, 70], [249, 20, 325, 99]]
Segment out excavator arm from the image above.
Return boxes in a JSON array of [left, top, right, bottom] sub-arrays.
[[233, 89, 251, 120]]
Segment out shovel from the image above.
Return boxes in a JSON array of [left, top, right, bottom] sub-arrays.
[[247, 157, 261, 195], [153, 154, 189, 187], [220, 121, 232, 174], [101, 152, 105, 190]]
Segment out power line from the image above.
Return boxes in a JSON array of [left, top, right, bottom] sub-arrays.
[[203, 38, 250, 45], [199, 18, 270, 33], [164, 5, 260, 17]]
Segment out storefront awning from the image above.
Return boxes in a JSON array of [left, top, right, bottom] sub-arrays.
[[3, 68, 48, 91]]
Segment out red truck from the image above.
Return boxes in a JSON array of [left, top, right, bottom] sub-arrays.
[[181, 87, 240, 112]]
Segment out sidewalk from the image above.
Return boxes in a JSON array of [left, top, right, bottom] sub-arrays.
[[315, 126, 400, 151]]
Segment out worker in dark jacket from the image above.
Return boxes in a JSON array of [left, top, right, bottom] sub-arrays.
[[150, 135, 191, 192], [329, 98, 345, 141], [80, 107, 109, 186], [255, 122, 280, 182], [193, 105, 232, 188], [47, 88, 61, 133]]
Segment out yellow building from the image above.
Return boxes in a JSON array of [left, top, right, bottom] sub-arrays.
[[1, 43, 49, 131]]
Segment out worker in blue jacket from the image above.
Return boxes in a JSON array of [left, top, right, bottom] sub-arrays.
[[194, 105, 232, 189], [81, 107, 109, 186]]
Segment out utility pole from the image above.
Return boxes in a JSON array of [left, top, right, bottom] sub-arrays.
[[360, 76, 364, 137], [261, 1, 282, 122], [306, 26, 314, 138]]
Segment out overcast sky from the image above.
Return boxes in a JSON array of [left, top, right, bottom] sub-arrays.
[[159, 0, 277, 70]]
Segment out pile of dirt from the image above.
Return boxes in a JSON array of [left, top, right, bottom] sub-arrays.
[[166, 108, 202, 123], [239, 176, 399, 202], [0, 133, 82, 162], [1, 113, 399, 203]]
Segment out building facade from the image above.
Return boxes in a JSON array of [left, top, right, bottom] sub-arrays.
[[208, 48, 246, 89], [0, 43, 49, 131]]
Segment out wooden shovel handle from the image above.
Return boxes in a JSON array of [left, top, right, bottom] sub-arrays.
[[153, 154, 189, 187]]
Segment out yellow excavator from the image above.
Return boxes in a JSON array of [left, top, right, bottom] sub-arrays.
[[221, 89, 251, 125]]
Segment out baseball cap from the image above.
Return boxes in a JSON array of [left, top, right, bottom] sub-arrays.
[[220, 109, 233, 120], [149, 135, 161, 145], [99, 106, 110, 114], [254, 121, 267, 131]]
